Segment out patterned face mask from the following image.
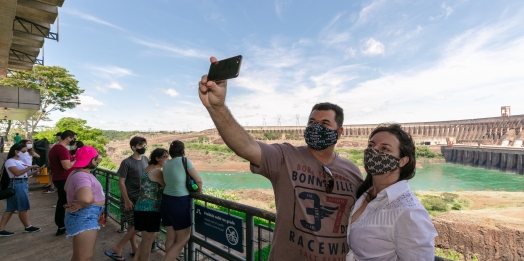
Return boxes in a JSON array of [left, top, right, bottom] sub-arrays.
[[364, 148, 401, 175], [304, 122, 339, 151]]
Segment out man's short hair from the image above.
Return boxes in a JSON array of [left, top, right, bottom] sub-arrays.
[[310, 102, 344, 128], [61, 130, 76, 140], [55, 132, 62, 137], [129, 136, 147, 149]]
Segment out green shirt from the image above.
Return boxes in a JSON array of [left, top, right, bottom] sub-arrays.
[[134, 170, 163, 212], [162, 157, 194, 197], [13, 135, 21, 143]]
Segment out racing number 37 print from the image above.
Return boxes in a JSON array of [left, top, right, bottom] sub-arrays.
[[293, 186, 355, 238]]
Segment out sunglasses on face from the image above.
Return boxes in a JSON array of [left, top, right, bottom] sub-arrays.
[[323, 165, 334, 194]]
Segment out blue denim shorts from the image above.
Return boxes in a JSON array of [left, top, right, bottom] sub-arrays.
[[64, 205, 104, 237], [6, 179, 30, 212]]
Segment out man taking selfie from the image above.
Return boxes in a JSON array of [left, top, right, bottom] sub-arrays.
[[198, 56, 363, 261]]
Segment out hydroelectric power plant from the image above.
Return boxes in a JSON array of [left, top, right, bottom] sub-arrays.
[[207, 109, 524, 174]]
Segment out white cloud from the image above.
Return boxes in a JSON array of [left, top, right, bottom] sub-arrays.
[[87, 65, 134, 78], [62, 9, 124, 31], [107, 82, 124, 90], [429, 2, 455, 21], [361, 38, 385, 56], [131, 38, 209, 58], [164, 89, 180, 97], [354, 0, 386, 27], [77, 95, 104, 112], [442, 3, 454, 18], [344, 48, 357, 59]]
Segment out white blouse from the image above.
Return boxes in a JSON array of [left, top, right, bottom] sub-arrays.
[[347, 180, 437, 261]]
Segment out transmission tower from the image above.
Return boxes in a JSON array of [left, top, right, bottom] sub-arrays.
[[296, 114, 299, 126], [277, 115, 281, 126]]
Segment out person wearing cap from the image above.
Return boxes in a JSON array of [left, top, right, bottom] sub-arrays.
[[63, 146, 105, 261]]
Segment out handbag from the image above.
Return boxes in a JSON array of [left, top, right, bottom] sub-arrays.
[[182, 157, 198, 192], [0, 162, 15, 200]]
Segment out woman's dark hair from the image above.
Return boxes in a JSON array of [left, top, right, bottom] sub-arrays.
[[1, 143, 27, 189], [18, 140, 31, 150], [7, 143, 27, 159], [169, 140, 185, 158], [356, 124, 416, 199], [75, 140, 84, 148], [149, 148, 168, 165], [70, 141, 85, 155]]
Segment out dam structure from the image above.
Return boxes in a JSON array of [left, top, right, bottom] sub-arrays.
[[237, 114, 524, 146], [204, 114, 524, 174]]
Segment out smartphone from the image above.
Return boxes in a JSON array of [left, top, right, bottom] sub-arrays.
[[207, 55, 242, 81]]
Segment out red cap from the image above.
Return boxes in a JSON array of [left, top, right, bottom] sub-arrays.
[[72, 146, 98, 168]]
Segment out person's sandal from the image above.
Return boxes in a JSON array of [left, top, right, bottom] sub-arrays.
[[104, 250, 126, 261]]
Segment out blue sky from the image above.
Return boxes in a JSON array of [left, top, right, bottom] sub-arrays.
[[43, 0, 524, 131]]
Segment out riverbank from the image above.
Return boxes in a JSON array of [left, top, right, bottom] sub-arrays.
[[224, 189, 524, 260]]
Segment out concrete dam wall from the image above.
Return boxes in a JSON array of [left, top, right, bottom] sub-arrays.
[[224, 114, 524, 146], [441, 145, 524, 174]]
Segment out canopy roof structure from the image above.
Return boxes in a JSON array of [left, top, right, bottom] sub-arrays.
[[0, 0, 64, 78], [0, 0, 64, 120]]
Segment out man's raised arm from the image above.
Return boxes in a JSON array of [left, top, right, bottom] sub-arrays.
[[198, 57, 261, 167]]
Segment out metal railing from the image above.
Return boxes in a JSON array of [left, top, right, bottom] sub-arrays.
[[93, 167, 448, 261], [94, 168, 274, 261]]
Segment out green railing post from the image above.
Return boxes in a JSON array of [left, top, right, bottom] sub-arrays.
[[188, 197, 195, 261], [246, 213, 254, 261], [103, 169, 110, 218]]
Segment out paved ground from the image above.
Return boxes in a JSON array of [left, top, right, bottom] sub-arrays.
[[0, 180, 167, 261]]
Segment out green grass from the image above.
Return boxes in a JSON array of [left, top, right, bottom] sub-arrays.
[[419, 193, 472, 215], [185, 143, 235, 154], [435, 248, 479, 261], [254, 244, 271, 261]]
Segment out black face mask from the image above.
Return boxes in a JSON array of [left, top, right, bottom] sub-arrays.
[[304, 123, 339, 150], [69, 139, 76, 146], [136, 147, 146, 155]]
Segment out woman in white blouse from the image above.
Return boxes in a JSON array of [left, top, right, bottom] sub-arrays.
[[347, 124, 437, 260]]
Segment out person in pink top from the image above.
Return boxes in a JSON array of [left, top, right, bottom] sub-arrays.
[[63, 146, 105, 261]]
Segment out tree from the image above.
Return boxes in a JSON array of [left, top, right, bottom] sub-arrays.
[[0, 65, 84, 139], [34, 117, 109, 156], [0, 120, 13, 140]]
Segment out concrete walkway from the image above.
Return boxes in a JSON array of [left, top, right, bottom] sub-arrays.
[[0, 181, 167, 261]]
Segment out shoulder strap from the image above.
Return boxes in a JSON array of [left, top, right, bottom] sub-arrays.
[[182, 157, 188, 172]]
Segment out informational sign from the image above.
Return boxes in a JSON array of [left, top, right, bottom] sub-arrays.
[[194, 204, 244, 253]]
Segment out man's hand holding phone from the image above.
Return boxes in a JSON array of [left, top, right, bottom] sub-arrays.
[[199, 55, 242, 109]]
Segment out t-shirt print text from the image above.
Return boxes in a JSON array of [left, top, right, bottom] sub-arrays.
[[294, 164, 355, 194]]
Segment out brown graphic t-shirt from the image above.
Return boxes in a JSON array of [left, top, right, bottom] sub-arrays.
[[251, 142, 363, 261]]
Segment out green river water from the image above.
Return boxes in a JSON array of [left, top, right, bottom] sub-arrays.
[[200, 163, 524, 192]]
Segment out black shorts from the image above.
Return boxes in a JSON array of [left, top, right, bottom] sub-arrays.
[[160, 194, 191, 230], [134, 211, 161, 232]]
